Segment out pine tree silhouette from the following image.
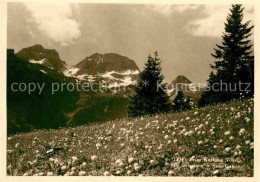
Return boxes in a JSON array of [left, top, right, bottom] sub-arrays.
[[128, 51, 171, 117], [199, 4, 254, 107]]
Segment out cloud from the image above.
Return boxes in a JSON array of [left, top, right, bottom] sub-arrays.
[[149, 4, 201, 15], [186, 4, 254, 37], [25, 2, 81, 46]]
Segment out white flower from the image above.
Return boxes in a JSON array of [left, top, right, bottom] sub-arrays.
[[245, 117, 250, 122], [46, 149, 54, 154], [72, 156, 78, 163], [61, 166, 66, 170], [167, 140, 172, 144], [96, 143, 102, 149], [245, 140, 251, 145], [134, 163, 140, 171], [190, 165, 196, 170], [194, 111, 198, 115], [239, 128, 245, 135], [91, 155, 97, 161], [15, 143, 20, 148], [164, 135, 169, 139], [23, 173, 28, 176], [225, 147, 231, 152], [82, 162, 87, 167], [49, 157, 55, 162], [103, 171, 110, 176], [186, 117, 190, 120], [213, 170, 219, 175], [229, 136, 234, 140], [47, 172, 53, 176], [127, 170, 132, 175], [79, 171, 86, 176], [150, 160, 156, 165], [224, 131, 231, 135], [198, 141, 203, 145], [128, 157, 134, 163], [168, 170, 174, 176], [115, 159, 122, 164]]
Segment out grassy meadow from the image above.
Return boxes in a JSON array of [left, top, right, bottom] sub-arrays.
[[7, 98, 254, 176]]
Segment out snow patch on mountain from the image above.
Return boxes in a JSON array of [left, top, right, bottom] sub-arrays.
[[40, 70, 47, 74], [29, 58, 46, 64]]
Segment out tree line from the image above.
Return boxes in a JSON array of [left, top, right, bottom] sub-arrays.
[[128, 4, 254, 118]]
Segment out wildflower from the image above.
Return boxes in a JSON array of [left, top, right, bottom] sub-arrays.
[[79, 171, 86, 176], [225, 147, 231, 152], [186, 117, 190, 120], [82, 162, 87, 167], [239, 128, 245, 135], [164, 135, 169, 139], [245, 117, 250, 122], [61, 166, 66, 170], [168, 170, 174, 176], [167, 140, 172, 144], [150, 160, 156, 165], [128, 157, 134, 163], [198, 141, 203, 145], [91, 155, 97, 161], [224, 131, 231, 135], [23, 173, 28, 176], [49, 157, 55, 162], [213, 170, 219, 175], [15, 143, 19, 148], [245, 140, 250, 145], [46, 149, 54, 154], [194, 111, 198, 115], [104, 171, 110, 176], [127, 170, 132, 175], [70, 171, 75, 176], [229, 136, 234, 140], [47, 172, 53, 176], [190, 165, 196, 171], [134, 163, 140, 171], [72, 156, 78, 163]]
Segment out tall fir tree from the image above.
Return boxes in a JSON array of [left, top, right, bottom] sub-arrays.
[[172, 89, 186, 112], [185, 96, 193, 110], [199, 4, 254, 107], [172, 89, 192, 112], [128, 52, 171, 117]]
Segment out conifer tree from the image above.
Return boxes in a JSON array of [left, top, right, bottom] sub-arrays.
[[172, 89, 186, 112], [128, 52, 171, 117], [185, 96, 193, 110], [199, 4, 254, 107]]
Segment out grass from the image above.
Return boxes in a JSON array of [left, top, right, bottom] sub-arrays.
[[7, 97, 254, 176]]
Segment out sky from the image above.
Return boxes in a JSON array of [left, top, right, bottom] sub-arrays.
[[7, 3, 254, 83]]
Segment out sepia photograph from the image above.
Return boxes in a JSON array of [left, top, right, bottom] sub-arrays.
[[0, 0, 259, 180]]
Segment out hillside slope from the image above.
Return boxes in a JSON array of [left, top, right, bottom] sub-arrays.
[[7, 98, 254, 176]]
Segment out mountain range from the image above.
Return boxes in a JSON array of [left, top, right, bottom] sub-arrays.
[[8, 44, 203, 134]]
